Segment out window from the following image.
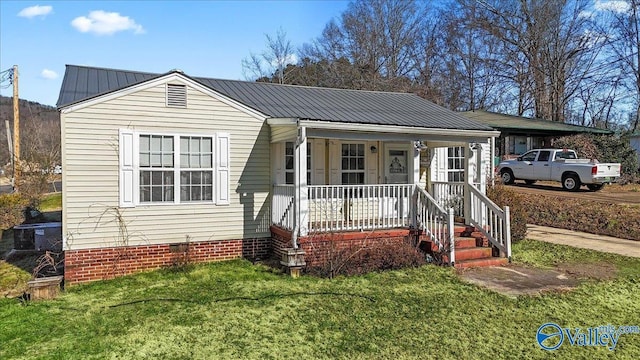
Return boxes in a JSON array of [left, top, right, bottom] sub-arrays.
[[341, 143, 365, 184], [139, 135, 175, 203], [285, 141, 311, 185], [554, 151, 577, 160], [180, 136, 213, 201], [119, 129, 229, 207], [447, 146, 465, 182], [521, 151, 538, 162], [537, 150, 551, 162]]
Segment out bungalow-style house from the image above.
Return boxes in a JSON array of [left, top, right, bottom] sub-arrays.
[[462, 110, 612, 158], [57, 65, 511, 284]]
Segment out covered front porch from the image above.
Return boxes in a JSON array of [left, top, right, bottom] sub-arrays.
[[269, 119, 511, 268]]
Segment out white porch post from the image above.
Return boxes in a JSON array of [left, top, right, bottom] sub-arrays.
[[463, 144, 472, 224], [411, 142, 421, 228], [490, 136, 496, 186], [411, 142, 421, 185], [295, 126, 309, 239]]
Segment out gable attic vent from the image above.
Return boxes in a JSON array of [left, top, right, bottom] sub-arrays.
[[166, 84, 187, 107]]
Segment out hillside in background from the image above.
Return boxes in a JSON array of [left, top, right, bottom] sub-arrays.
[[0, 96, 60, 171]]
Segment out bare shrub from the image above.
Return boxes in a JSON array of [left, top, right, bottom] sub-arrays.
[[306, 239, 425, 278]]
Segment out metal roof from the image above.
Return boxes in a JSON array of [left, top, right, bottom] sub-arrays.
[[57, 65, 493, 131], [461, 110, 612, 134]]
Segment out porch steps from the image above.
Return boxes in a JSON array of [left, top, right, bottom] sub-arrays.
[[452, 225, 507, 269], [453, 225, 507, 269]]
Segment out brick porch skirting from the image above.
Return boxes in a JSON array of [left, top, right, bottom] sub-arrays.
[[64, 237, 271, 285]]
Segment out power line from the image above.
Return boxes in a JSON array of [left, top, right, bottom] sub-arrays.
[[0, 68, 13, 89]]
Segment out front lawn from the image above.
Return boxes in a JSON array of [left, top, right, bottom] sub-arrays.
[[1, 240, 639, 359]]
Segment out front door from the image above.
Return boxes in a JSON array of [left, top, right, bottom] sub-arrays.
[[382, 146, 409, 219], [385, 147, 409, 184]]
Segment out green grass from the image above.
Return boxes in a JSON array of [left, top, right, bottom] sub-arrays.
[[38, 193, 62, 212], [1, 240, 639, 360]]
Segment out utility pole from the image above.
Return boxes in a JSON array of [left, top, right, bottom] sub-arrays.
[[12, 65, 19, 190]]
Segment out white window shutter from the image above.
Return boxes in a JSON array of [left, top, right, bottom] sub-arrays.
[[216, 132, 230, 205], [119, 129, 135, 208]]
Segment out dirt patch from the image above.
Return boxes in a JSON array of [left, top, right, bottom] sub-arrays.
[[459, 264, 586, 297], [555, 262, 617, 280]]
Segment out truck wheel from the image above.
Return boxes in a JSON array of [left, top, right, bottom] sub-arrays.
[[562, 174, 581, 191], [587, 184, 604, 191], [524, 180, 536, 185], [501, 169, 515, 185]]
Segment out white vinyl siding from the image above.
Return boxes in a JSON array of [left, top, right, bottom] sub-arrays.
[[62, 82, 269, 250]]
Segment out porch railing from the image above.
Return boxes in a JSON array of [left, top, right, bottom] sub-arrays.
[[415, 186, 455, 264], [272, 184, 295, 230], [431, 182, 464, 218], [467, 184, 512, 260], [307, 184, 413, 233]]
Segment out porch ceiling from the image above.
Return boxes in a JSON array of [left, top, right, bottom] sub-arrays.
[[268, 119, 500, 143]]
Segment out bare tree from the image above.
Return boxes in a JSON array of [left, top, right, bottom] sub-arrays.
[[603, 0, 640, 131], [474, 0, 604, 121], [242, 27, 296, 84]]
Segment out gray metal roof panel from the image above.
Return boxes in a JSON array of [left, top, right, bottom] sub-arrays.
[[57, 65, 493, 131]]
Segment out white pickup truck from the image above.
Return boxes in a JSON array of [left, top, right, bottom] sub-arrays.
[[497, 149, 621, 191]]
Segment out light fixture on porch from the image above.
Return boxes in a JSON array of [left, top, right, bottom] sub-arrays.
[[414, 141, 428, 151], [370, 145, 378, 153]]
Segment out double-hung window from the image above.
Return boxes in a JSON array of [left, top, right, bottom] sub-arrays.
[[119, 130, 229, 207], [341, 143, 365, 184], [180, 136, 214, 202], [139, 135, 175, 203], [447, 146, 465, 182]]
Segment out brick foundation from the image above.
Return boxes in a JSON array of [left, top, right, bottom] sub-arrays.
[[65, 237, 271, 285], [271, 225, 413, 268]]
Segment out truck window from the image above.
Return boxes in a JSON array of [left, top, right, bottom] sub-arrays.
[[555, 151, 577, 160], [521, 151, 538, 161], [537, 151, 551, 161]]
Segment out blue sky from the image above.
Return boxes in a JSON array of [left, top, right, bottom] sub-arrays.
[[0, 1, 350, 106]]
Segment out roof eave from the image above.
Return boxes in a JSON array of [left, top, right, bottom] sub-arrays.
[[297, 119, 500, 138]]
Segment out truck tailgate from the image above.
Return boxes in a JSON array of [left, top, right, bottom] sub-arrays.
[[595, 163, 621, 177]]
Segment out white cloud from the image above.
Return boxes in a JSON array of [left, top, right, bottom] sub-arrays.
[[594, 0, 630, 13], [17, 5, 53, 18], [71, 10, 145, 35], [40, 69, 58, 80]]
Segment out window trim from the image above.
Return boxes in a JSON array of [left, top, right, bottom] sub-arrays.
[[130, 131, 219, 206]]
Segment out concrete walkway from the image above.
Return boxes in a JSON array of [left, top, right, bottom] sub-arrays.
[[527, 224, 640, 258]]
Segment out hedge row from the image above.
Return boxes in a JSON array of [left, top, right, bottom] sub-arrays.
[[521, 195, 640, 241], [487, 184, 640, 242]]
